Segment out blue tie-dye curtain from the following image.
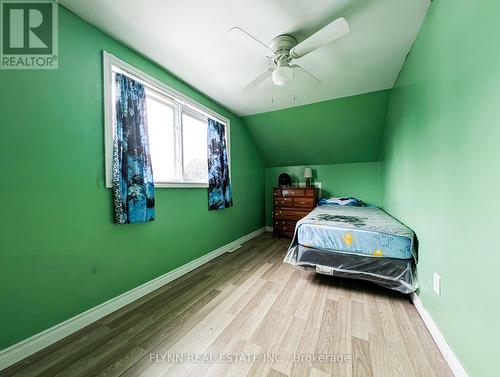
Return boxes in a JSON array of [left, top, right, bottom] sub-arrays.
[[207, 118, 233, 210], [112, 73, 155, 224]]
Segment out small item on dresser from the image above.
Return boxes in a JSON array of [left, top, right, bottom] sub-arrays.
[[303, 167, 313, 187], [278, 173, 292, 187]]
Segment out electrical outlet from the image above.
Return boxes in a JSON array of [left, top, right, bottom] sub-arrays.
[[433, 272, 441, 295]]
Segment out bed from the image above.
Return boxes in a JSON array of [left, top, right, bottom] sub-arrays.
[[283, 201, 417, 293]]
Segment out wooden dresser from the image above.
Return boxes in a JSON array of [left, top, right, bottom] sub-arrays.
[[273, 187, 317, 238]]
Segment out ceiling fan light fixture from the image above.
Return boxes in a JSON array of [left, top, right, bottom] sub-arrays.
[[272, 66, 293, 86]]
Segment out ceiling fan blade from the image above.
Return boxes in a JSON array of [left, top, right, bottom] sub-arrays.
[[227, 27, 274, 57], [243, 68, 274, 91], [290, 17, 349, 59], [291, 65, 322, 84]]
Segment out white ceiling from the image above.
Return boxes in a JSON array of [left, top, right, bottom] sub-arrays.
[[60, 0, 430, 116]]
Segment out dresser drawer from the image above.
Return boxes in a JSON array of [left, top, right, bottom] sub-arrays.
[[273, 188, 283, 197], [274, 197, 293, 207], [293, 197, 315, 208], [274, 230, 294, 238], [273, 209, 310, 221], [273, 220, 296, 233], [304, 188, 315, 197], [281, 188, 305, 197]]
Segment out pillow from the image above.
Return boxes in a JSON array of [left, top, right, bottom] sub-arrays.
[[318, 196, 364, 207]]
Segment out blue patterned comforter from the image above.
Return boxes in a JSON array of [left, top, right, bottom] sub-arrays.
[[295, 206, 415, 260]]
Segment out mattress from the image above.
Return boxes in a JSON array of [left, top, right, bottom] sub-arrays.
[[296, 206, 415, 260]]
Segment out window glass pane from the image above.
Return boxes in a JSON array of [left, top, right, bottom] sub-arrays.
[[146, 94, 176, 182], [182, 112, 208, 182]]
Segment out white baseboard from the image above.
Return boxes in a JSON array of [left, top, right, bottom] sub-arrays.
[[265, 226, 273, 232], [0, 227, 266, 371], [410, 293, 469, 377]]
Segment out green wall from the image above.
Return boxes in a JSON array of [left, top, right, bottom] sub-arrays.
[[0, 6, 264, 349], [381, 1, 499, 376], [265, 162, 382, 226], [243, 90, 391, 167]]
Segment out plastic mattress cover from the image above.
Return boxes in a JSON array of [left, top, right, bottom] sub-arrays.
[[284, 244, 417, 293]]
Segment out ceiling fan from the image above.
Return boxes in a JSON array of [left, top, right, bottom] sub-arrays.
[[228, 17, 350, 90]]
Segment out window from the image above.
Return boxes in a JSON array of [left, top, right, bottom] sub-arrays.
[[103, 51, 229, 188]]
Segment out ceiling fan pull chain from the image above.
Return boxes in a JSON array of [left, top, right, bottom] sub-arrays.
[[292, 68, 296, 103]]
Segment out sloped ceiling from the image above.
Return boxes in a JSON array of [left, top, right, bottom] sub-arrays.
[[59, 0, 429, 115], [243, 89, 391, 167]]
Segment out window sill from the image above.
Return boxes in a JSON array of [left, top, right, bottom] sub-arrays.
[[105, 182, 208, 189], [154, 182, 208, 189]]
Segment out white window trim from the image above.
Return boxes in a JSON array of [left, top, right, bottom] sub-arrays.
[[103, 51, 231, 189]]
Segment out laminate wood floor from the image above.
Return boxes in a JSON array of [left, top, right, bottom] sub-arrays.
[[2, 233, 454, 377]]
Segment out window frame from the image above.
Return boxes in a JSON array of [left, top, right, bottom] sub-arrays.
[[103, 51, 230, 189]]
